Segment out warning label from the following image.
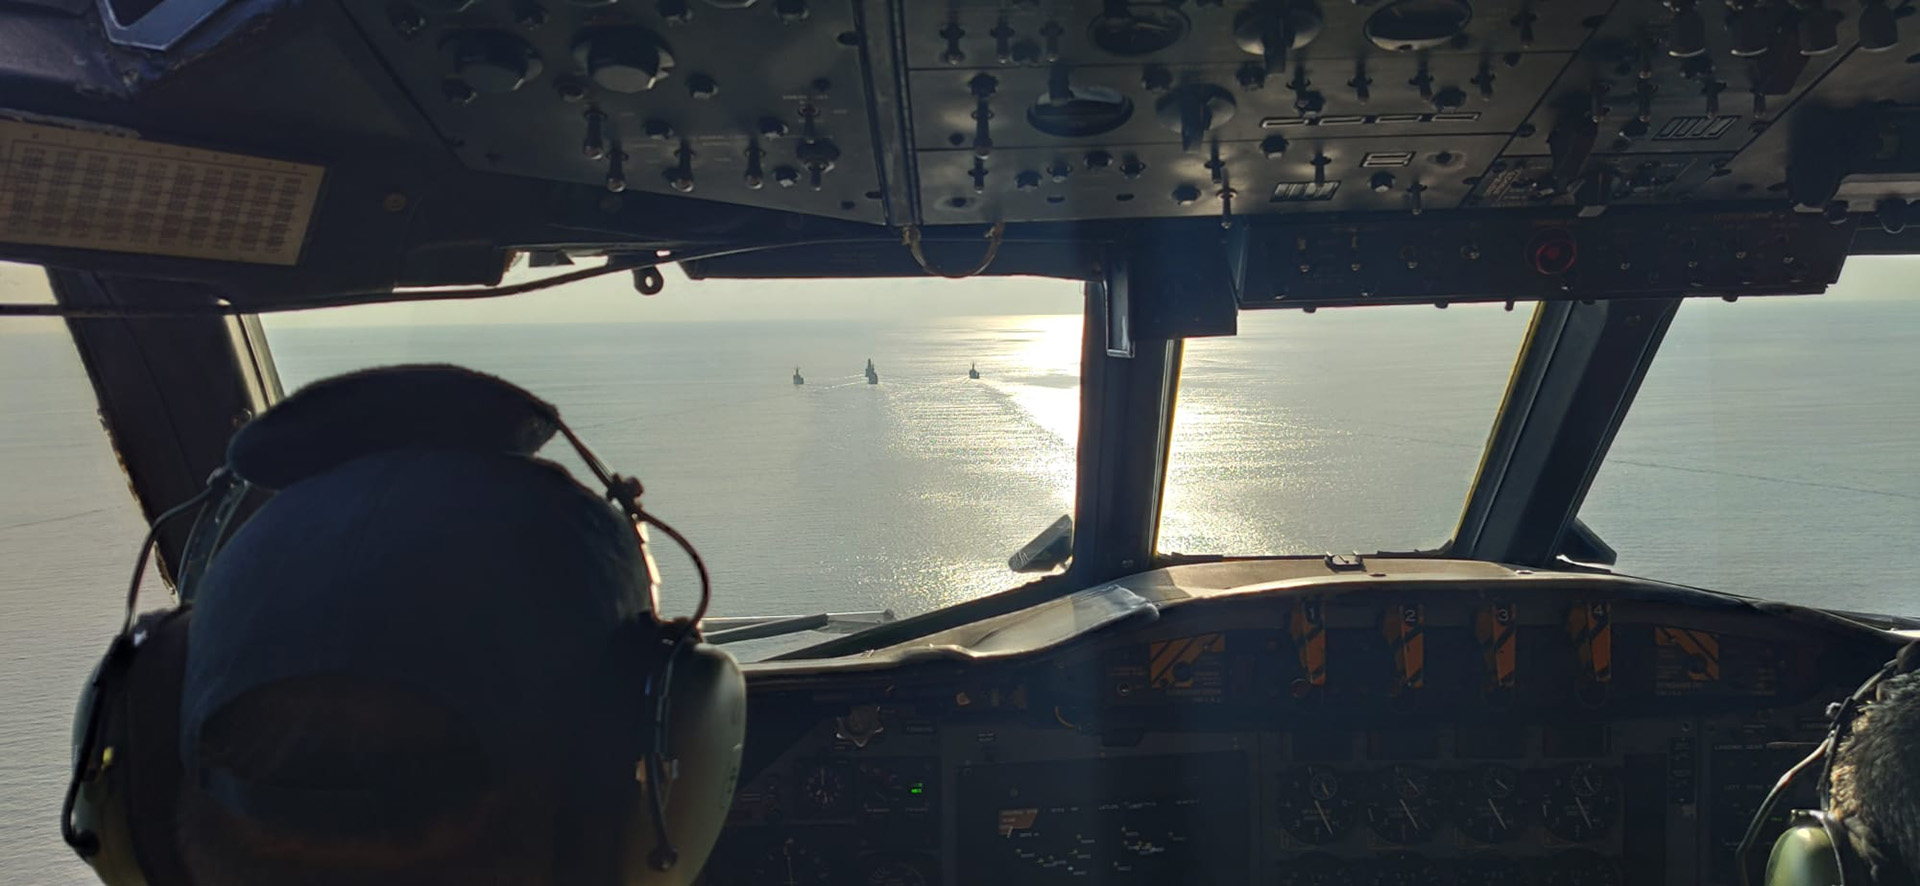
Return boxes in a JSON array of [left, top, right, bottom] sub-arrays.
[[0, 120, 323, 266]]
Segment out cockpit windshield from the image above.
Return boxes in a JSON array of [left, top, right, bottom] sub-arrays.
[[1580, 256, 1920, 616], [1159, 303, 1532, 557], [261, 265, 1083, 657]]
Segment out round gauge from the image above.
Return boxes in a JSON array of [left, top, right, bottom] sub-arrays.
[[798, 762, 847, 817], [1542, 850, 1620, 886], [1365, 764, 1439, 844], [1357, 851, 1446, 886], [864, 859, 928, 886], [1457, 853, 1525, 886], [751, 838, 833, 886], [1540, 764, 1620, 843], [1456, 763, 1529, 844], [1278, 852, 1350, 886], [1276, 765, 1355, 845]]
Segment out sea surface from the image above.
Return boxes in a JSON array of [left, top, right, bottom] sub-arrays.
[[5, 288, 1920, 882]]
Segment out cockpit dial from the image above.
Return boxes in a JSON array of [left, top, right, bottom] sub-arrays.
[[1276, 765, 1355, 845], [1540, 764, 1620, 843], [797, 761, 850, 818], [1455, 764, 1529, 844], [1364, 765, 1439, 844]]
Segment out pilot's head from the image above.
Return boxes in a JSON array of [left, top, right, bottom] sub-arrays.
[[1827, 670, 1920, 885], [173, 447, 653, 886]]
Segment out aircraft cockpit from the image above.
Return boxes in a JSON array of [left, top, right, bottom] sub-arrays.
[[4, 0, 1920, 884]]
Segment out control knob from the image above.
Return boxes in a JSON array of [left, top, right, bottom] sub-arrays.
[[441, 31, 543, 94], [1234, 0, 1324, 72], [573, 28, 675, 94]]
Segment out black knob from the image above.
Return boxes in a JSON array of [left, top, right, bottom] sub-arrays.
[[1084, 150, 1113, 171], [773, 165, 800, 188], [1172, 184, 1202, 205], [686, 73, 718, 99], [1141, 65, 1173, 92], [643, 118, 675, 140], [1859, 0, 1898, 51], [1047, 159, 1071, 182], [1800, 6, 1840, 53], [775, 0, 808, 24], [1260, 135, 1289, 159], [442, 31, 544, 94], [1016, 170, 1042, 191], [1877, 197, 1909, 234], [759, 117, 790, 138], [574, 28, 675, 94], [1119, 155, 1147, 179], [1237, 62, 1268, 90], [1667, 1, 1706, 56], [1370, 172, 1396, 192], [1234, 0, 1323, 72], [1155, 83, 1237, 152], [1729, 5, 1776, 56]]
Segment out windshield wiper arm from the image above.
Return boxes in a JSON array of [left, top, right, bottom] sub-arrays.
[[703, 609, 897, 645]]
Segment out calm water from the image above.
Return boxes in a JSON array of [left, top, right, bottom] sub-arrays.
[[5, 295, 1920, 882]]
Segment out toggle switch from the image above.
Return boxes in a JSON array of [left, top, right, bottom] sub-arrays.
[[743, 141, 766, 189], [970, 74, 998, 158], [581, 109, 606, 160], [940, 20, 966, 64], [664, 141, 695, 192]]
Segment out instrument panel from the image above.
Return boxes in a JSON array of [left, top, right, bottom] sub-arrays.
[[702, 575, 1891, 886]]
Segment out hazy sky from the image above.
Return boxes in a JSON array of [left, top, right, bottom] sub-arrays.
[[3, 252, 1918, 330]]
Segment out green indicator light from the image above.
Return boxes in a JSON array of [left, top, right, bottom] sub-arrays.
[[909, 783, 925, 795]]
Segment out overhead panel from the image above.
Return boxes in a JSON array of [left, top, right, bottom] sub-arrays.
[[337, 0, 889, 223]]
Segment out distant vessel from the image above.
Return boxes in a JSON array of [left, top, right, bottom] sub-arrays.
[[968, 362, 980, 379], [865, 359, 880, 385]]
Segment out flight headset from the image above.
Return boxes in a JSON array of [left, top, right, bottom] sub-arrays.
[[1739, 639, 1920, 886], [59, 365, 747, 886]]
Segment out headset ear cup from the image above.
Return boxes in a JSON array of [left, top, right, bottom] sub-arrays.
[[624, 641, 745, 886], [1764, 812, 1847, 886], [68, 609, 194, 886]]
